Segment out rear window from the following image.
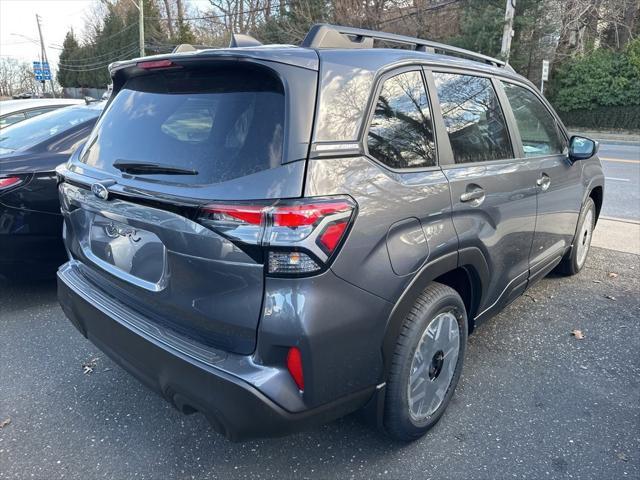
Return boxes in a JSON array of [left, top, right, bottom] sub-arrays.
[[0, 106, 99, 154], [80, 65, 285, 185]]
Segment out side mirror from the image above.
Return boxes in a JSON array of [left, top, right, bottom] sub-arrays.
[[569, 135, 598, 161]]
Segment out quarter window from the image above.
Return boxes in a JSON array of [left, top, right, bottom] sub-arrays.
[[433, 73, 513, 164], [502, 82, 565, 157], [367, 71, 436, 169]]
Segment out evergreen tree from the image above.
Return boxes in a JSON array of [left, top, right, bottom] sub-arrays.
[[57, 30, 81, 88]]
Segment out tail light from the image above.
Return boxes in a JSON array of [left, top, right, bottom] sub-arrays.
[[197, 197, 356, 276], [0, 176, 23, 191]]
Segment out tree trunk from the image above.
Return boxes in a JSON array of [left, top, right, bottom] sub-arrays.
[[162, 0, 174, 38]]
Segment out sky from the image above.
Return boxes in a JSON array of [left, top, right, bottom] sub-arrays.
[[0, 0, 213, 72], [0, 0, 95, 71]]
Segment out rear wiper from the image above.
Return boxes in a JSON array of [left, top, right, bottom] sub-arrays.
[[113, 160, 198, 176]]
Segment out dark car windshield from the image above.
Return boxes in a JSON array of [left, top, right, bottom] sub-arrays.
[[80, 65, 285, 185], [0, 104, 102, 155]]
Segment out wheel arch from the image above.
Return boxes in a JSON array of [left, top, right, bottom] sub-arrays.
[[589, 185, 603, 223], [381, 247, 489, 378]]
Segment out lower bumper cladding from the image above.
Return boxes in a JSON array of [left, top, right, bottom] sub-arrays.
[[57, 262, 373, 441]]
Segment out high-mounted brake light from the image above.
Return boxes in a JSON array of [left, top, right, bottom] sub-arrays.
[[137, 59, 179, 70], [197, 197, 356, 276], [0, 176, 22, 190]]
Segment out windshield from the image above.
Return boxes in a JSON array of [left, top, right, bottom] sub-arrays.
[[80, 65, 285, 185], [0, 104, 101, 155]]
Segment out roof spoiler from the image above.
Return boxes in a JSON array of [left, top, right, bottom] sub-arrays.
[[301, 24, 513, 70]]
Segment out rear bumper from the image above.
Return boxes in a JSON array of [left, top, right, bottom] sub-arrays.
[[57, 262, 374, 441]]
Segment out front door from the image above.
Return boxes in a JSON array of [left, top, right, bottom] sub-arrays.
[[500, 81, 582, 281], [428, 71, 538, 320]]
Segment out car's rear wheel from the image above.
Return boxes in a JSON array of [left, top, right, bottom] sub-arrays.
[[557, 197, 596, 276], [384, 282, 467, 441]]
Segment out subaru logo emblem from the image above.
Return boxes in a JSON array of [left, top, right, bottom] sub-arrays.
[[91, 183, 109, 200]]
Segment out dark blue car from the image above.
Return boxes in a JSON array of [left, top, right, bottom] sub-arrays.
[[0, 102, 103, 278]]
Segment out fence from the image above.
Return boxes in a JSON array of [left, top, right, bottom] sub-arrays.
[[62, 87, 107, 100]]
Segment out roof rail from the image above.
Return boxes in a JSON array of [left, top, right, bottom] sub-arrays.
[[301, 24, 509, 69]]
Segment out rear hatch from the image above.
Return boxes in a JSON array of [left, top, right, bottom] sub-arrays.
[[58, 52, 318, 355]]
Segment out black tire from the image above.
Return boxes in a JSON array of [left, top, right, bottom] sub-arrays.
[[383, 282, 467, 441], [556, 197, 596, 276]]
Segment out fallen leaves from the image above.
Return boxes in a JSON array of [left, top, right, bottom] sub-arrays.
[[82, 357, 100, 375], [0, 418, 10, 429], [608, 272, 619, 278], [571, 329, 585, 340], [603, 294, 616, 300]]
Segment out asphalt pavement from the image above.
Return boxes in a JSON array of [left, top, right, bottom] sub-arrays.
[[1, 245, 638, 480], [597, 141, 640, 221]]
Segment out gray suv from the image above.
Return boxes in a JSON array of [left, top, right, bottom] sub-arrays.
[[56, 25, 604, 441]]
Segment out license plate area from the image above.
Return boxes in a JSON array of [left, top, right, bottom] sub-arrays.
[[83, 215, 168, 291]]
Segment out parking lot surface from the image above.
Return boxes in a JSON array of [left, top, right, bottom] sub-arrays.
[[1, 245, 638, 480]]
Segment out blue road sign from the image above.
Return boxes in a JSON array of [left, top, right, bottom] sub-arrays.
[[33, 61, 51, 81]]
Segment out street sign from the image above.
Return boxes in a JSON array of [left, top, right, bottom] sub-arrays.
[[541, 60, 549, 81], [32, 61, 51, 81]]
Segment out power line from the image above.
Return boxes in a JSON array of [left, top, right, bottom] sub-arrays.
[[147, 1, 291, 23], [57, 41, 140, 66], [58, 46, 141, 71]]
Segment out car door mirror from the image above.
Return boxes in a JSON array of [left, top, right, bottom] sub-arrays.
[[569, 135, 598, 161]]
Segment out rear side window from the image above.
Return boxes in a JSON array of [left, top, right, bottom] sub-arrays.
[[0, 112, 26, 129], [367, 71, 436, 169], [501, 82, 566, 157], [433, 73, 512, 164], [81, 65, 285, 184]]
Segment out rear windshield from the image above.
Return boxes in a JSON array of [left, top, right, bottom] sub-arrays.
[[80, 65, 285, 185], [0, 105, 100, 154]]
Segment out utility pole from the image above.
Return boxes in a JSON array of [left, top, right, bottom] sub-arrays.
[[129, 0, 145, 56], [500, 0, 516, 64], [138, 0, 145, 56], [35, 14, 55, 97]]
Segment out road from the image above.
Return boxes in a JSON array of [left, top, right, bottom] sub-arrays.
[[598, 141, 640, 221], [1, 246, 638, 480]]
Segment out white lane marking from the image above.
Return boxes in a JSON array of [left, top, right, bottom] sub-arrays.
[[605, 177, 631, 182]]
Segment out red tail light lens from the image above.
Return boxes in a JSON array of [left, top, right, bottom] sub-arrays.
[[198, 197, 356, 276], [202, 204, 264, 225], [0, 176, 22, 190], [318, 220, 349, 254], [286, 347, 304, 390]]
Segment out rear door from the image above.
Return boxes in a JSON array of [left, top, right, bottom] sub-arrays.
[[427, 70, 538, 319], [499, 81, 581, 281], [60, 59, 317, 355]]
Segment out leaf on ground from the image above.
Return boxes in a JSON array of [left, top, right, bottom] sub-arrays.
[[592, 280, 602, 284], [571, 329, 585, 340], [617, 452, 629, 462], [0, 418, 10, 429], [603, 294, 616, 300], [608, 272, 619, 278], [82, 357, 100, 375]]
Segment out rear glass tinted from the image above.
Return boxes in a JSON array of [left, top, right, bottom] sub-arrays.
[[433, 73, 513, 164], [80, 66, 285, 185]]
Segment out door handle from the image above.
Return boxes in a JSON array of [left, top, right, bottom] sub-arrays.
[[460, 188, 485, 204], [536, 174, 551, 191]]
